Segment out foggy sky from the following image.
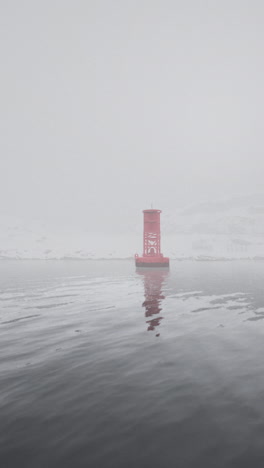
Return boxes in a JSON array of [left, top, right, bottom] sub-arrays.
[[1, 1, 264, 230]]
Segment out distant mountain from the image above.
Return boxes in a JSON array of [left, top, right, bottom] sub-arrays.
[[1, 194, 264, 260], [180, 194, 264, 216]]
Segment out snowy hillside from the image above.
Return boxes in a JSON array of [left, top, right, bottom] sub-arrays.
[[1, 195, 264, 260]]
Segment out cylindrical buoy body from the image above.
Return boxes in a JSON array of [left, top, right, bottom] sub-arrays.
[[135, 209, 169, 268], [143, 209, 161, 257]]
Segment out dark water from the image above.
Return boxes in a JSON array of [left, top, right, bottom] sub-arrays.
[[1, 260, 264, 467]]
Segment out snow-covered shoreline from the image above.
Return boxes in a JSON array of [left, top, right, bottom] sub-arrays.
[[2, 195, 264, 261]]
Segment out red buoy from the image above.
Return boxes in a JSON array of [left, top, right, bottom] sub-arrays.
[[135, 209, 169, 268]]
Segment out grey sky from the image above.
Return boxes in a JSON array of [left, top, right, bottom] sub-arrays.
[[1, 1, 264, 230]]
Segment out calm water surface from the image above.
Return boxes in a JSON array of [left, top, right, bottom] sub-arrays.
[[1, 260, 264, 467]]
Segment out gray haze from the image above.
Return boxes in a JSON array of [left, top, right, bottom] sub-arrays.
[[1, 1, 264, 233]]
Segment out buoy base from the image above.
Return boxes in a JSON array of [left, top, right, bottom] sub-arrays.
[[135, 255, 170, 268]]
